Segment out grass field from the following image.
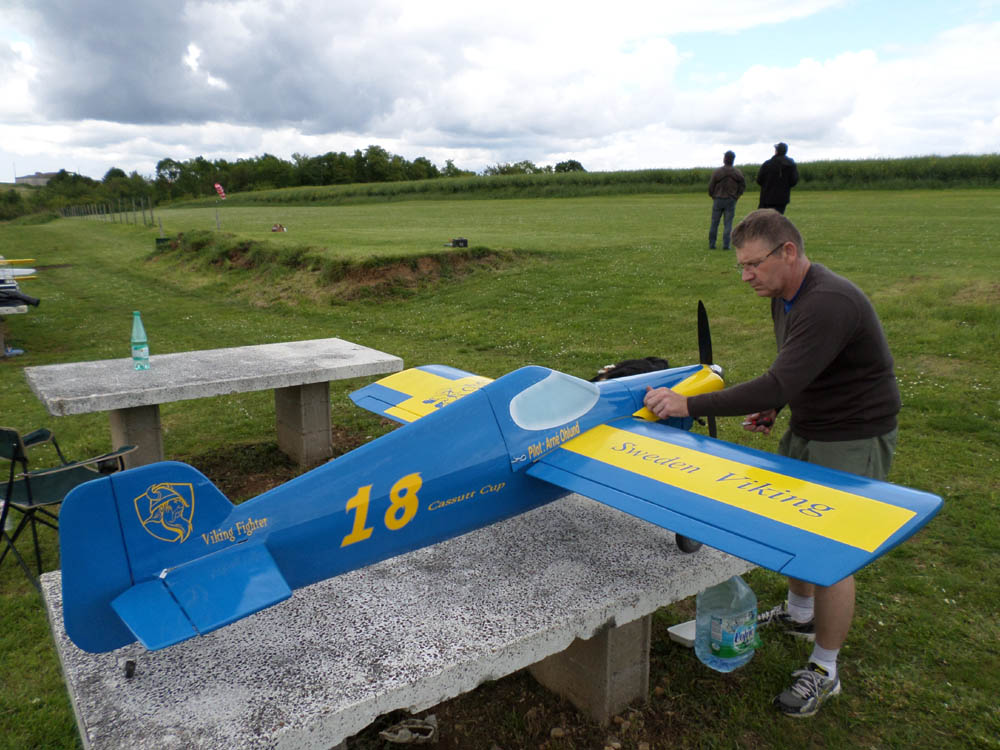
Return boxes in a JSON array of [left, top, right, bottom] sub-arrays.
[[1, 190, 998, 749]]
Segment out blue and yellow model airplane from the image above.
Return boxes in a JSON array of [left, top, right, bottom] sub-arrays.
[[60, 345, 942, 654]]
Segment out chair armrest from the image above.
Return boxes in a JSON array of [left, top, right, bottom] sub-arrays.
[[19, 445, 137, 480], [20, 428, 69, 464], [8, 446, 137, 507], [21, 428, 54, 448]]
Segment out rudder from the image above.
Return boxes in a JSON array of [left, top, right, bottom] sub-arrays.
[[60, 461, 236, 653]]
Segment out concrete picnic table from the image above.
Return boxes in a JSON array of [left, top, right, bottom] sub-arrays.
[[23, 338, 403, 468], [41, 492, 753, 750]]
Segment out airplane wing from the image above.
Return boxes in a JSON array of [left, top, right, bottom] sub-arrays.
[[527, 418, 942, 586], [350, 364, 493, 423]]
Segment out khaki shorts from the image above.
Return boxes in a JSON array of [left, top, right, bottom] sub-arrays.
[[778, 427, 898, 481]]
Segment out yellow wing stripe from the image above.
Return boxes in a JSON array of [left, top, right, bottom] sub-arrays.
[[381, 370, 493, 422], [562, 424, 915, 552]]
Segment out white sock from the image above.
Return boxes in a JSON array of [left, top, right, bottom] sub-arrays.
[[809, 644, 839, 681], [787, 591, 814, 624]]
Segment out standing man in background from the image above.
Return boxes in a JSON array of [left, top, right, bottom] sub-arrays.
[[757, 142, 799, 214], [643, 209, 901, 718], [708, 150, 746, 250]]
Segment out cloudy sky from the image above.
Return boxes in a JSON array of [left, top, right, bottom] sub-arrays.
[[2, 0, 998, 181]]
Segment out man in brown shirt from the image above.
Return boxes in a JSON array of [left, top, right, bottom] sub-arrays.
[[644, 209, 900, 718], [708, 150, 746, 250]]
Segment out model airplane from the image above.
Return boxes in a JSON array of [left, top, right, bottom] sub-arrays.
[[0, 258, 36, 277], [59, 329, 942, 655]]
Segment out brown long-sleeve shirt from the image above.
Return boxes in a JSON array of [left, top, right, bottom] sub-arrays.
[[688, 263, 900, 441], [708, 165, 746, 200]]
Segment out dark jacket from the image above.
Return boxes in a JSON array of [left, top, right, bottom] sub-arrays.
[[756, 155, 799, 205], [708, 165, 746, 200]]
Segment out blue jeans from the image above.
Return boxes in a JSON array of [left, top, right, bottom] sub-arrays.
[[709, 197, 737, 248]]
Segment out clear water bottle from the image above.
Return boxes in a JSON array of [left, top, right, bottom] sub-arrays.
[[131, 311, 150, 370], [694, 575, 761, 672]]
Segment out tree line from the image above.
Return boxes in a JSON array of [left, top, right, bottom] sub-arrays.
[[152, 145, 474, 199], [4, 150, 995, 223], [2, 146, 589, 221]]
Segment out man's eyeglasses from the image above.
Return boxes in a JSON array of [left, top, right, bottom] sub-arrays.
[[735, 242, 785, 273]]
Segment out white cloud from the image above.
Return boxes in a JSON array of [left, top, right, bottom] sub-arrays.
[[0, 40, 38, 122], [183, 42, 230, 90], [1, 1, 997, 180], [182, 42, 201, 73]]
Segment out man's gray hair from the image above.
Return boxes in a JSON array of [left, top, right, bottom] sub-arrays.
[[731, 209, 804, 252]]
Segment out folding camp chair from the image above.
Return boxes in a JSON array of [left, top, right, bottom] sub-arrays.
[[0, 427, 135, 589]]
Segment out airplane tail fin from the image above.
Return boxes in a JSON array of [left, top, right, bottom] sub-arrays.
[[59, 461, 289, 653]]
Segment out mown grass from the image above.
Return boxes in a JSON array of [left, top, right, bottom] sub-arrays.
[[1, 190, 998, 749]]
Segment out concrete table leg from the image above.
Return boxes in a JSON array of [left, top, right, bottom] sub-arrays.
[[109, 405, 164, 468], [274, 382, 334, 467], [529, 615, 651, 724]]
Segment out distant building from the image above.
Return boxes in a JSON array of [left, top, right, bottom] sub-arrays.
[[15, 171, 64, 186]]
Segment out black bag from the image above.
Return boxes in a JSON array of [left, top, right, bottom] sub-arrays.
[[590, 356, 670, 381]]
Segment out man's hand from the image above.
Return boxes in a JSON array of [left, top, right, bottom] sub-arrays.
[[742, 409, 777, 435], [644, 386, 689, 419]]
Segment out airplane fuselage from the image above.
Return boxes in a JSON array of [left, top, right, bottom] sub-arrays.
[[63, 365, 703, 651], [244, 386, 565, 591]]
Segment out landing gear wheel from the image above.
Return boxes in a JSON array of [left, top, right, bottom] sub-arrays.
[[675, 533, 702, 553]]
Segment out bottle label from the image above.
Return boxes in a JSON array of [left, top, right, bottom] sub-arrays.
[[709, 608, 759, 658], [132, 345, 149, 359]]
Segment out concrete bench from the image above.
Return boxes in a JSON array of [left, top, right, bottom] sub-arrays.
[[23, 338, 403, 467], [42, 492, 753, 750]]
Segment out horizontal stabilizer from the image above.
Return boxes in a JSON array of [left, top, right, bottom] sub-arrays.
[[112, 543, 292, 650], [111, 579, 197, 651], [350, 365, 493, 423]]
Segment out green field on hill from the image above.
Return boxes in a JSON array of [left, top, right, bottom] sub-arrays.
[[1, 189, 997, 749]]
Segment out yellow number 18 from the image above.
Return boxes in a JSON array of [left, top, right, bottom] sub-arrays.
[[340, 472, 423, 547]]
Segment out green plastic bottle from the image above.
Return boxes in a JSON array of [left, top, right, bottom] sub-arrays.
[[131, 311, 150, 370]]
